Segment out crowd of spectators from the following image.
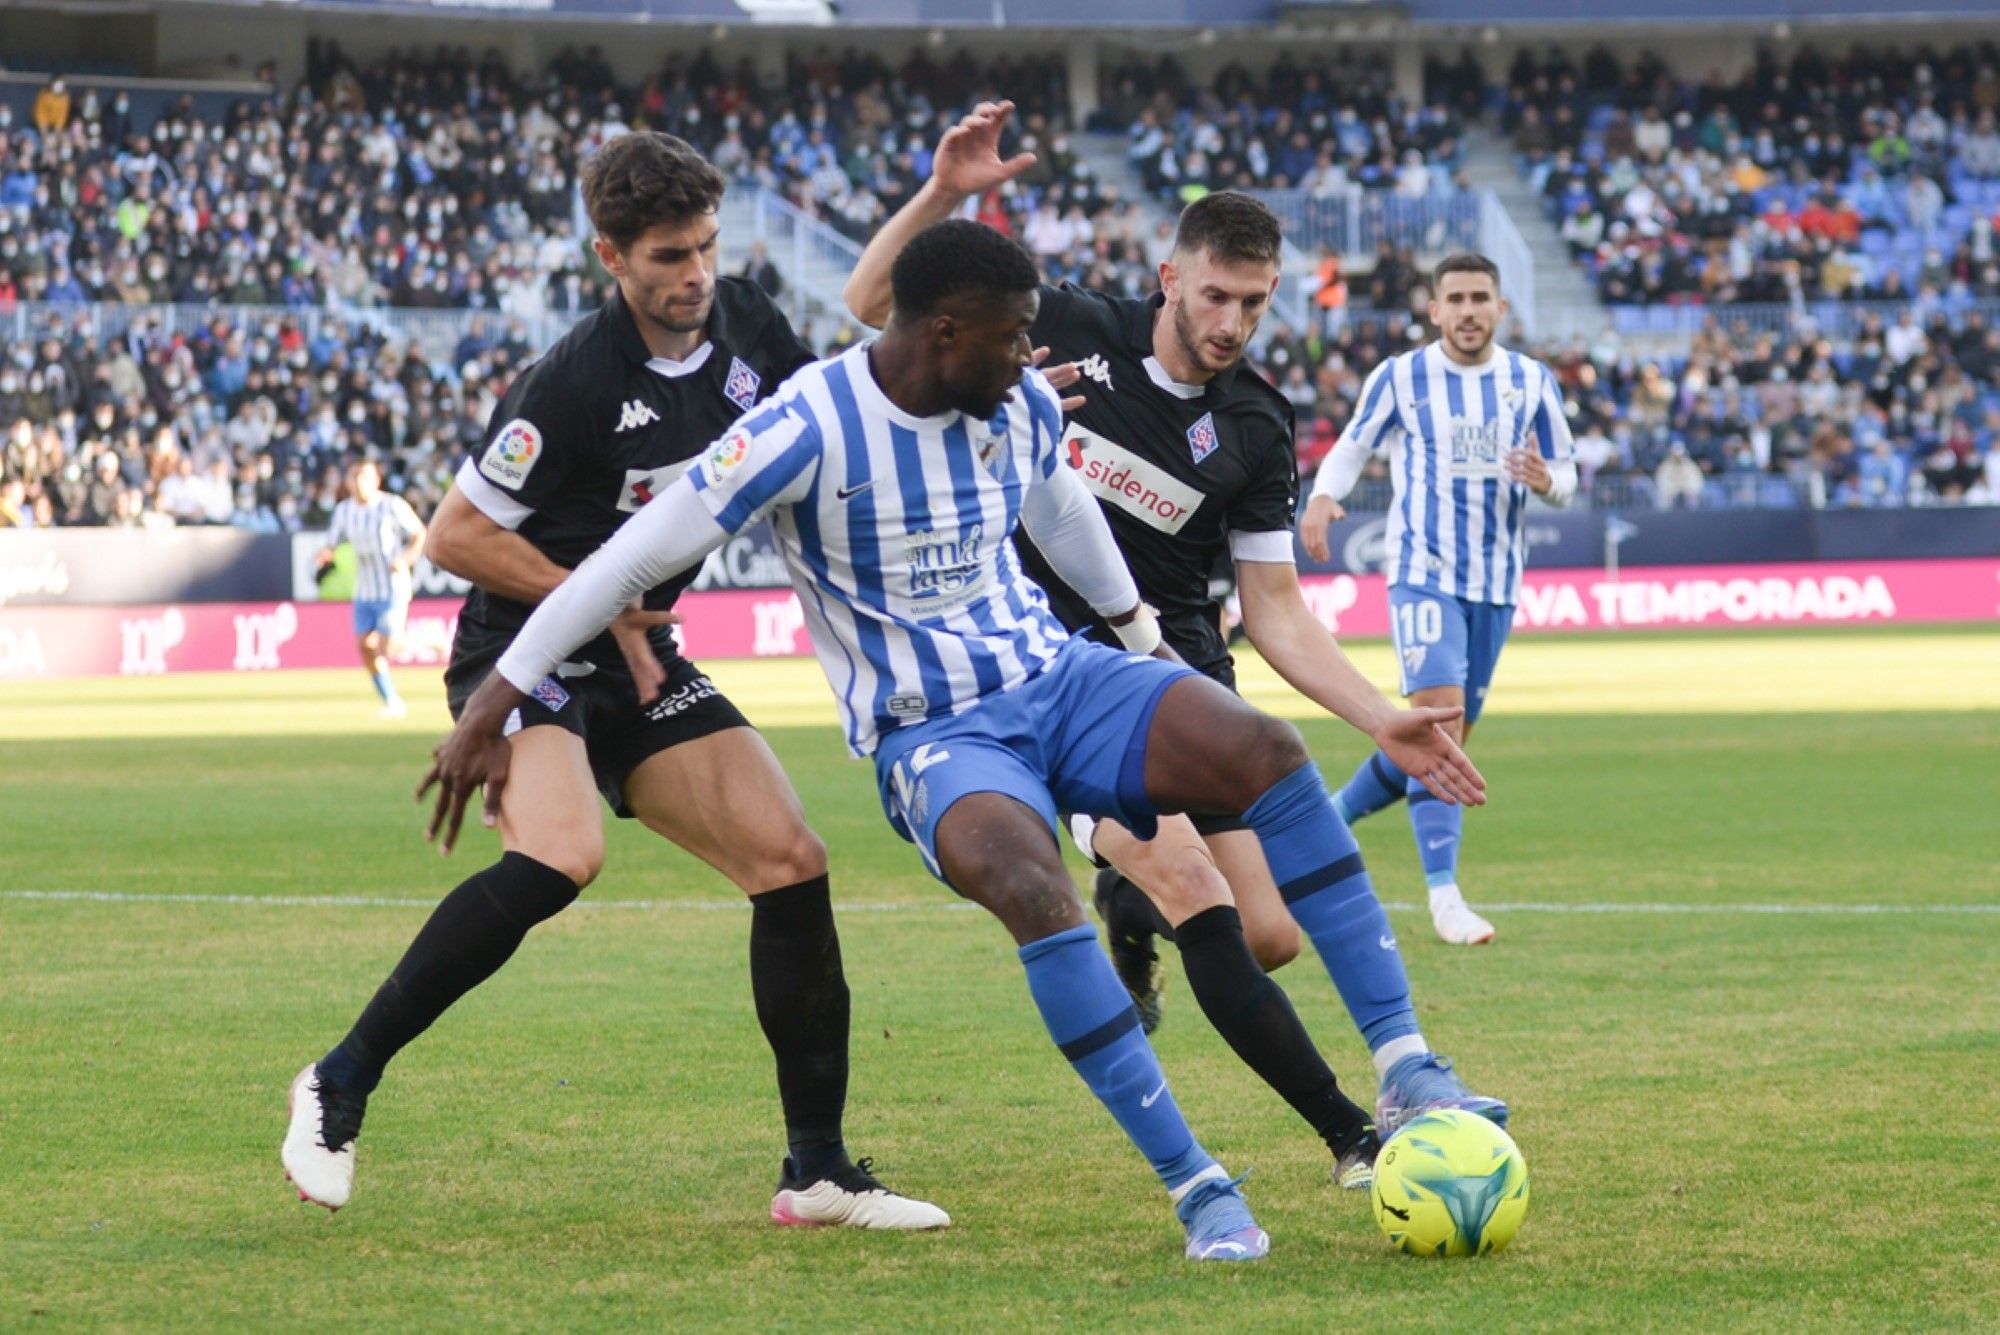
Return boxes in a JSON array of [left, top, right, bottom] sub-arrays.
[[1106, 53, 1468, 204], [1504, 42, 2000, 307], [0, 307, 534, 531], [1271, 297, 2000, 511]]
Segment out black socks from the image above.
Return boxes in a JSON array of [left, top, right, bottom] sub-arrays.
[[750, 875, 853, 1183], [1174, 904, 1374, 1155], [319, 852, 579, 1094]]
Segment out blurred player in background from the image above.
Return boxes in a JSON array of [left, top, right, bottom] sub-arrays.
[[1301, 252, 1578, 945], [316, 458, 425, 718], [282, 131, 946, 1232], [845, 104, 1507, 1190]]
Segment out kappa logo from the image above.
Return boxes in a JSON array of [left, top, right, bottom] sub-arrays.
[[1077, 354, 1114, 389], [614, 398, 660, 434], [723, 356, 761, 410], [1187, 412, 1219, 465]]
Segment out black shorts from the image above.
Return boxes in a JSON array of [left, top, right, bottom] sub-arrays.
[[445, 648, 751, 819]]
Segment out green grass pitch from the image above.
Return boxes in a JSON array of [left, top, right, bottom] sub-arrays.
[[4, 627, 1997, 1329]]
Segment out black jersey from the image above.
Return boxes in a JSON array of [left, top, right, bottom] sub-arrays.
[[452, 277, 814, 666], [1016, 284, 1298, 683]]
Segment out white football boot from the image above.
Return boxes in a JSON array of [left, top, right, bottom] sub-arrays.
[[1430, 886, 1496, 945], [282, 1064, 364, 1210], [770, 1157, 950, 1230]]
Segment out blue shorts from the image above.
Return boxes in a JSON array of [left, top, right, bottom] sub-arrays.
[[1387, 585, 1516, 725], [872, 637, 1196, 885], [352, 598, 408, 640]]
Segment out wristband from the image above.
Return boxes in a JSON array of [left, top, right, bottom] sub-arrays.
[[1111, 604, 1162, 655]]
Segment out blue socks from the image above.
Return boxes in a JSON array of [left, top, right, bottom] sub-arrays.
[[1019, 925, 1214, 1193], [370, 669, 398, 705], [1333, 751, 1408, 825], [1406, 777, 1464, 889], [1244, 764, 1421, 1052]]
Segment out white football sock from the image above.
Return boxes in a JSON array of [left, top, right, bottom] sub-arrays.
[[1374, 1033, 1429, 1083]]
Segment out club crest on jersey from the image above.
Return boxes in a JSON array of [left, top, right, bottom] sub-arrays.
[[531, 676, 571, 711], [724, 357, 761, 410], [1401, 643, 1429, 677], [1187, 412, 1220, 465], [479, 419, 542, 490]]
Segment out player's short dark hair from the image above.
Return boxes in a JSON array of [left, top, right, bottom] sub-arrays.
[[1434, 252, 1502, 290], [580, 132, 726, 252], [1172, 191, 1282, 267], [890, 219, 1041, 320]]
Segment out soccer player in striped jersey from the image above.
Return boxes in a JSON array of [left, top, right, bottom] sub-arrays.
[[316, 458, 426, 718], [1301, 252, 1578, 945], [424, 219, 1489, 1260], [843, 104, 1509, 1190]]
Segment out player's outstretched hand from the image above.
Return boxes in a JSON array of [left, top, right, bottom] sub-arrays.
[[933, 99, 1036, 199], [1373, 706, 1486, 807], [1031, 345, 1085, 414], [612, 600, 681, 704], [1298, 493, 1346, 563], [417, 710, 513, 854]]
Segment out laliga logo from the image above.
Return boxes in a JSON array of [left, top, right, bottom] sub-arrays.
[[233, 603, 299, 672], [1341, 518, 1390, 574], [119, 606, 186, 676]]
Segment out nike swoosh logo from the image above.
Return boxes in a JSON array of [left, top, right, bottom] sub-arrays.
[[1379, 934, 1397, 950], [1426, 837, 1455, 850], [835, 480, 876, 501], [1140, 1079, 1169, 1109]]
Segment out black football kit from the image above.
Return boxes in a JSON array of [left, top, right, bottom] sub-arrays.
[[1017, 283, 1300, 688], [444, 278, 815, 813]]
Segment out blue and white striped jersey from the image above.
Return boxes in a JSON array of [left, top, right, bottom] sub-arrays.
[[1342, 343, 1575, 605], [326, 494, 424, 604], [688, 342, 1074, 756]]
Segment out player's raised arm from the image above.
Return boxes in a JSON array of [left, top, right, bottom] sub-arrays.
[[843, 100, 1037, 329]]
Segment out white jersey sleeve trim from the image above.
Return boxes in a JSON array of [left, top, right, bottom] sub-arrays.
[[495, 482, 727, 692], [1228, 529, 1296, 565], [454, 459, 534, 530], [1018, 455, 1141, 617]]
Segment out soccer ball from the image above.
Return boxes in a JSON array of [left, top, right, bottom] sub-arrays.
[[1371, 1109, 1530, 1257]]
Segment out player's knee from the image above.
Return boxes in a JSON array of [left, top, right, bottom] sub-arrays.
[[1245, 916, 1302, 971], [1141, 850, 1230, 921], [1238, 715, 1313, 796], [517, 839, 602, 891], [952, 850, 1077, 936], [749, 822, 828, 891]]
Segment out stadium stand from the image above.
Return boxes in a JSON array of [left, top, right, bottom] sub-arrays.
[[1501, 42, 2000, 310], [3, 38, 1998, 529]]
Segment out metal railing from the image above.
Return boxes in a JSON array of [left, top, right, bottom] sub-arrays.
[[0, 300, 581, 366], [1478, 192, 1538, 339], [1594, 297, 2000, 343], [1252, 190, 1483, 262], [737, 189, 868, 335]]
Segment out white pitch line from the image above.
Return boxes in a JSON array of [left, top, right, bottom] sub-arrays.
[[2, 889, 1996, 915]]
